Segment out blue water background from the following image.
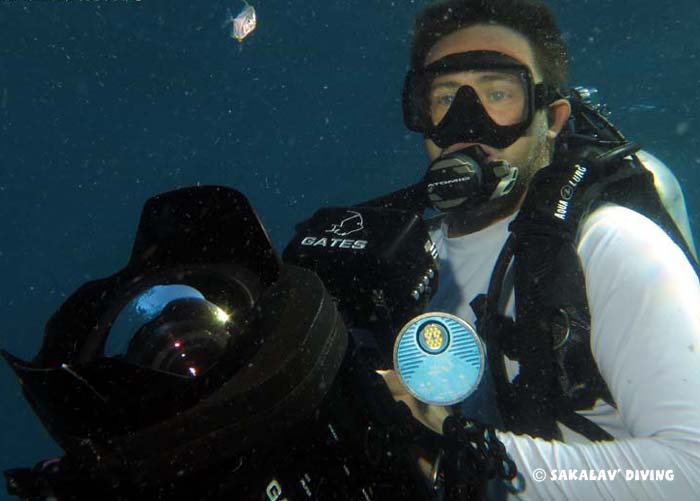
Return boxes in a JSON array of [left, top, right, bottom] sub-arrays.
[[1, 0, 698, 493]]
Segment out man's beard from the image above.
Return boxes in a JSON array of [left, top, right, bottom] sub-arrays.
[[520, 121, 552, 184]]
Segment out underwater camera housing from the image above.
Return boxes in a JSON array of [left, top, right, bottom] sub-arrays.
[[3, 187, 440, 500], [283, 206, 439, 358]]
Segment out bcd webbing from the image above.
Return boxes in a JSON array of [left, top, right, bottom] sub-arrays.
[[476, 149, 699, 441]]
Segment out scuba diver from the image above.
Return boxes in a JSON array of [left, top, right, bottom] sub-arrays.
[[356, 0, 700, 499], [3, 0, 700, 499]]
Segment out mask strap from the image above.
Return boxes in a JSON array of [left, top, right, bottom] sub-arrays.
[[534, 84, 561, 108]]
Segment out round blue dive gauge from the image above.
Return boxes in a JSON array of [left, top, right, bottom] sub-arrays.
[[393, 312, 486, 406]]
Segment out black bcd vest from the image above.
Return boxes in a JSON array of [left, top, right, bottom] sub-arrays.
[[471, 147, 699, 442]]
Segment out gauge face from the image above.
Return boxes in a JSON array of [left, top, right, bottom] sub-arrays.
[[393, 312, 485, 406]]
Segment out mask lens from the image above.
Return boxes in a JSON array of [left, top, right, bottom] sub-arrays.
[[428, 69, 528, 127]]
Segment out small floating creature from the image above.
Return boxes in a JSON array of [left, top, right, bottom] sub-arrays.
[[226, 1, 257, 42]]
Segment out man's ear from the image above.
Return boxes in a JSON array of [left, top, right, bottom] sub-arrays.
[[546, 98, 571, 141]]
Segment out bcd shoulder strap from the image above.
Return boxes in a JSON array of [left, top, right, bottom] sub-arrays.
[[475, 146, 698, 442]]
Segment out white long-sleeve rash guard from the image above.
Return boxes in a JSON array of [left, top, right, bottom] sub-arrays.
[[428, 204, 700, 500]]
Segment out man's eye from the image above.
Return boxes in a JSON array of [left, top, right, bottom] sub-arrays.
[[487, 90, 511, 103], [434, 94, 455, 106]]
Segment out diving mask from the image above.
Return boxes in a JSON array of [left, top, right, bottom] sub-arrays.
[[403, 51, 559, 149]]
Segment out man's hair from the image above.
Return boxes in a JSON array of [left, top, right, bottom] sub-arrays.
[[410, 0, 569, 90]]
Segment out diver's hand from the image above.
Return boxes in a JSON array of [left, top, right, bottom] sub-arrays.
[[376, 370, 517, 496], [375, 369, 450, 490], [376, 369, 452, 435]]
